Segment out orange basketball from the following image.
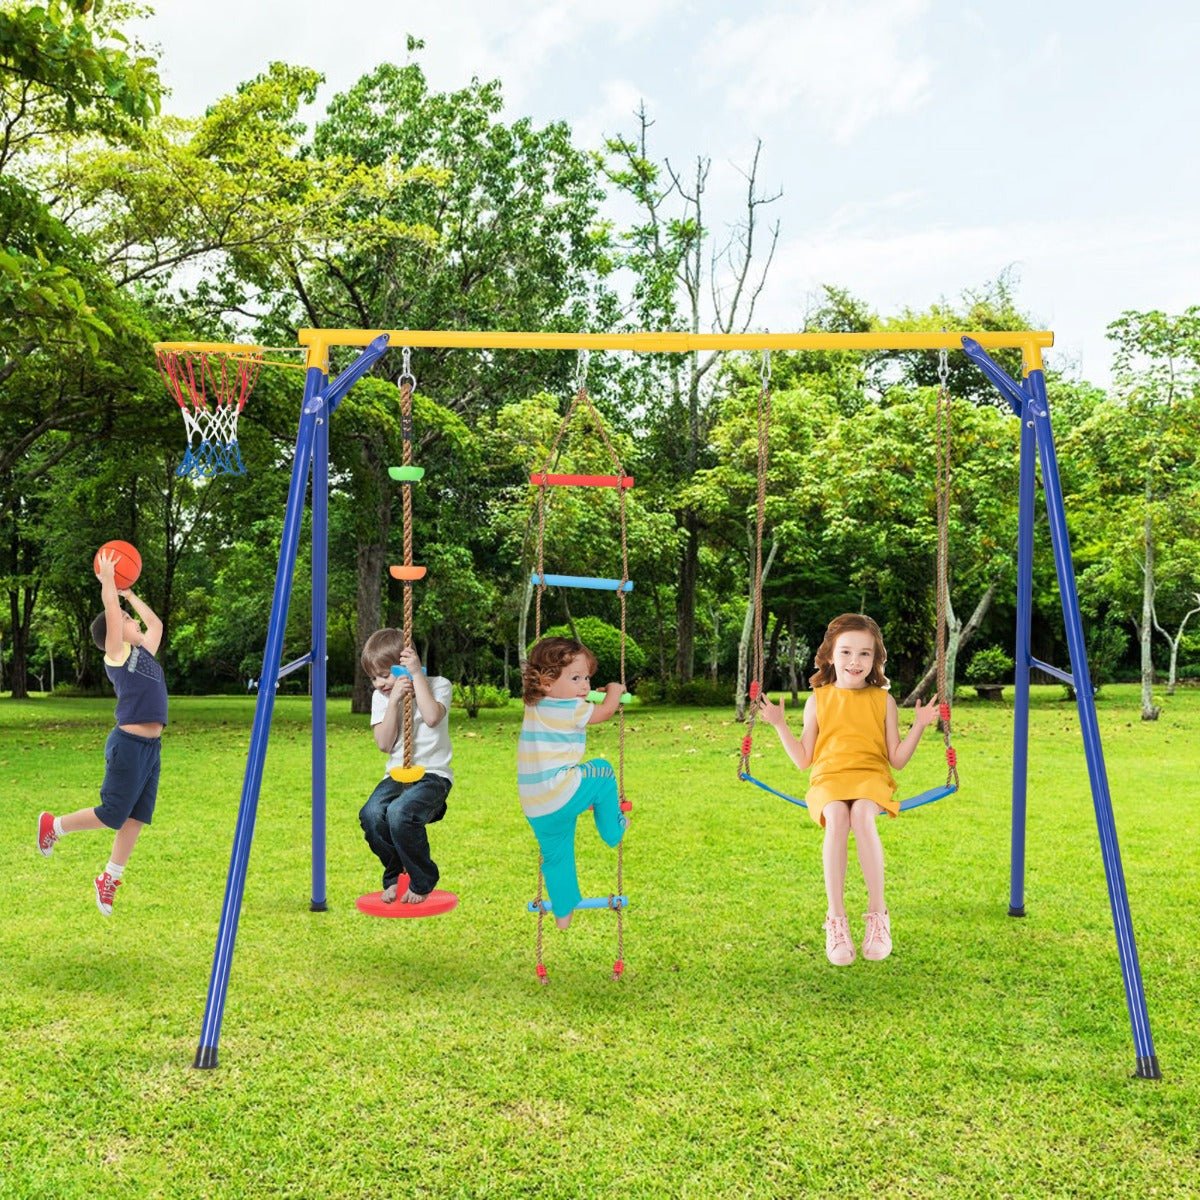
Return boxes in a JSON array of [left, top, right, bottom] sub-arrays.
[[94, 540, 142, 590]]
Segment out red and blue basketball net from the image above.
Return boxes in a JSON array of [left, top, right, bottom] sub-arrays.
[[156, 349, 259, 479]]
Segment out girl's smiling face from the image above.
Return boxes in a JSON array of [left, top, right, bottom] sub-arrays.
[[832, 630, 876, 688], [545, 652, 593, 700]]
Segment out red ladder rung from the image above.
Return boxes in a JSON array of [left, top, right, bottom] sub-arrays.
[[529, 473, 634, 489]]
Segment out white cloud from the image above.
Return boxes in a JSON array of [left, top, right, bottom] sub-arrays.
[[697, 0, 932, 141], [761, 214, 1200, 385]]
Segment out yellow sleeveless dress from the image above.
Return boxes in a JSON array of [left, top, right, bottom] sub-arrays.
[[805, 685, 898, 826]]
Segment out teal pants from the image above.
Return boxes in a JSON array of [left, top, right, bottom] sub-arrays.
[[528, 758, 626, 914]]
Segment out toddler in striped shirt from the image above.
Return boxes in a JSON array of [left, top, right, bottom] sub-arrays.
[[519, 636, 628, 929]]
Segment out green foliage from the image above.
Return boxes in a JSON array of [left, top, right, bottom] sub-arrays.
[[636, 677, 732, 706], [536, 616, 646, 685], [964, 645, 1014, 684], [450, 681, 510, 710]]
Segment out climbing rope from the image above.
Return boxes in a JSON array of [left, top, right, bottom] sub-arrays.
[[738, 352, 772, 780], [935, 347, 959, 789], [398, 348, 417, 772]]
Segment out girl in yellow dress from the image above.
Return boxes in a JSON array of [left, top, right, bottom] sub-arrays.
[[758, 613, 941, 965]]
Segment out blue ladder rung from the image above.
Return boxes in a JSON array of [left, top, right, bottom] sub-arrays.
[[531, 572, 633, 593], [527, 895, 628, 913]]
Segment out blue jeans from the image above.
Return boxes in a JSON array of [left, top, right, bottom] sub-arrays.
[[359, 773, 451, 895], [527, 758, 627, 914]]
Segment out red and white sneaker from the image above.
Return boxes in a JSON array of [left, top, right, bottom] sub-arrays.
[[94, 871, 121, 916], [38, 811, 58, 857]]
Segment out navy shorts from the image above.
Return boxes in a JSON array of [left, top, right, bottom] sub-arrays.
[[95, 727, 162, 830]]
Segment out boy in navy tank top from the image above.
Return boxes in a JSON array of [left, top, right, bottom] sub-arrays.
[[36, 549, 168, 916]]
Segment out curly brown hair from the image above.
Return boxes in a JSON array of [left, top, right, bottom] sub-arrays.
[[808, 613, 889, 689], [523, 637, 598, 704]]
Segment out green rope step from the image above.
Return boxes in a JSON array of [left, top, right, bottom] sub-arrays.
[[388, 466, 425, 482]]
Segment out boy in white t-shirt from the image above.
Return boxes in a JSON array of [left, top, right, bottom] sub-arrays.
[[359, 629, 453, 904]]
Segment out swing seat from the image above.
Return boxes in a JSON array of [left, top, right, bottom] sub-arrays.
[[527, 895, 629, 913], [357, 878, 458, 918], [388, 466, 425, 482], [530, 572, 633, 593], [739, 772, 956, 814], [389, 565, 427, 581], [390, 765, 426, 783]]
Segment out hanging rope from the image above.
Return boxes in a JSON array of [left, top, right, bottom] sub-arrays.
[[398, 348, 417, 772], [530, 350, 630, 981], [738, 352, 772, 780], [935, 347, 960, 789]]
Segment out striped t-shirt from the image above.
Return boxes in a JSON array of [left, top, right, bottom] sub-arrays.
[[517, 697, 591, 817]]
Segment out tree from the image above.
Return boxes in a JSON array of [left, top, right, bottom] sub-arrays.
[[601, 105, 780, 683], [1069, 309, 1200, 718]]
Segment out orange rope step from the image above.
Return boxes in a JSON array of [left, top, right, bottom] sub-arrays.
[[389, 565, 427, 581]]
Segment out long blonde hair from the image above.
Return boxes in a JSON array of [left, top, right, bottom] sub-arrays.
[[808, 613, 889, 689]]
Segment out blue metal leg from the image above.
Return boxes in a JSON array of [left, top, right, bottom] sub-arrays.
[[1010, 396, 1036, 918], [311, 387, 329, 913], [193, 366, 325, 1069], [1027, 368, 1160, 1079]]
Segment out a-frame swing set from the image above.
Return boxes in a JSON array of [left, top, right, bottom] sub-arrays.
[[154, 326, 1159, 1081]]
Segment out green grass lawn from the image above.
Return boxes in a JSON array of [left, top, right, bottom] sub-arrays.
[[2, 685, 1198, 1198]]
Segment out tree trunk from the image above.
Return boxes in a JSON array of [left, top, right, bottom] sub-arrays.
[[902, 583, 995, 707], [674, 514, 699, 683], [787, 613, 801, 702], [734, 536, 777, 720], [1140, 494, 1160, 720]]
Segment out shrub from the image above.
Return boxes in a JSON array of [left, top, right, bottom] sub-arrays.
[[534, 617, 646, 685], [965, 646, 1014, 684], [452, 682, 511, 712], [632, 678, 732, 706]]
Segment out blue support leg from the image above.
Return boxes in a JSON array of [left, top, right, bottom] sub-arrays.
[[311, 384, 329, 913], [192, 366, 324, 1069], [1010, 390, 1037, 918], [1027, 368, 1160, 1079]]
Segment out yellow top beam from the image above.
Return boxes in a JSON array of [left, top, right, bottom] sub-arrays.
[[156, 329, 1053, 376], [294, 327, 1052, 375]]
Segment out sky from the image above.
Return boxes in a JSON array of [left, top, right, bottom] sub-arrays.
[[134, 0, 1200, 387]]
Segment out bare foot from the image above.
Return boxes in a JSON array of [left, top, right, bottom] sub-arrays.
[[381, 883, 398, 904], [555, 913, 573, 931], [400, 887, 429, 904]]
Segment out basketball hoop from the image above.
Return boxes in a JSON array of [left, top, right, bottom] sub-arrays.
[[156, 347, 261, 478]]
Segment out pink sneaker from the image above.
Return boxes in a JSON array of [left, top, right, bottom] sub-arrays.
[[862, 909, 892, 961], [38, 811, 58, 857], [94, 871, 121, 916], [824, 914, 856, 965]]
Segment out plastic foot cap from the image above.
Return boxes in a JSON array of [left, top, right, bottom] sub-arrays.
[[1135, 1055, 1162, 1080], [310, 900, 328, 912], [193, 1045, 219, 1070], [1008, 905, 1026, 918]]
